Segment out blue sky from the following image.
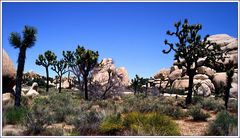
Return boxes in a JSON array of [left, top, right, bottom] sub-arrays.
[[2, 2, 238, 79]]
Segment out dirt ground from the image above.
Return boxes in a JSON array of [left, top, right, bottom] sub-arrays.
[[174, 111, 217, 136]]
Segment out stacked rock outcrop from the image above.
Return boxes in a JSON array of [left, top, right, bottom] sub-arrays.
[[153, 34, 238, 98]]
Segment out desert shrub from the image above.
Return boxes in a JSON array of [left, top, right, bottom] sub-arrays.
[[123, 112, 180, 136], [24, 97, 52, 135], [188, 104, 210, 121], [121, 95, 186, 119], [201, 98, 225, 112], [165, 88, 185, 95], [21, 96, 30, 107], [73, 109, 103, 135], [65, 115, 77, 125], [46, 92, 79, 123], [228, 99, 238, 113], [192, 96, 204, 105], [207, 110, 238, 136], [94, 100, 109, 108], [99, 113, 123, 135], [5, 107, 28, 124], [2, 112, 7, 126], [43, 127, 64, 136], [159, 105, 186, 119]]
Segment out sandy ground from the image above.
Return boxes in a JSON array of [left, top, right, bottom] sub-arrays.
[[174, 111, 217, 136]]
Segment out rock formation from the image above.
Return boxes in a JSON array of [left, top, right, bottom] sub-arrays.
[[91, 58, 130, 95], [26, 82, 39, 98], [2, 49, 16, 93], [153, 34, 238, 98]]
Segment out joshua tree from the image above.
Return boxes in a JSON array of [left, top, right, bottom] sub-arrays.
[[35, 50, 56, 92], [225, 61, 234, 109], [76, 46, 99, 100], [131, 75, 148, 95], [158, 74, 165, 95], [9, 26, 37, 107], [162, 19, 224, 105], [63, 45, 98, 100], [51, 59, 68, 93], [131, 75, 141, 95], [63, 50, 82, 90]]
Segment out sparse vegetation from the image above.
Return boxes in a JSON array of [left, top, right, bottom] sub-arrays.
[[188, 104, 210, 121], [5, 107, 28, 124], [122, 112, 180, 136], [207, 110, 238, 136]]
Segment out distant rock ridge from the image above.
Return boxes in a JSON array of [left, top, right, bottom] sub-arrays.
[[153, 34, 238, 98]]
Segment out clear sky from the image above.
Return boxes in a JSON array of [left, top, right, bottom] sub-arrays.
[[2, 2, 238, 79]]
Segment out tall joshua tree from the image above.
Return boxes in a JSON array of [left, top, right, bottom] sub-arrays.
[[162, 19, 224, 105], [76, 46, 99, 100], [51, 59, 68, 93], [35, 50, 56, 92], [9, 26, 37, 107]]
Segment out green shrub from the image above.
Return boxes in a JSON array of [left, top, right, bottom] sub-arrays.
[[74, 109, 103, 135], [165, 88, 185, 95], [123, 112, 180, 136], [160, 105, 186, 119], [192, 96, 204, 105], [99, 113, 123, 135], [228, 99, 238, 113], [207, 110, 238, 136], [201, 98, 225, 112], [188, 104, 210, 121], [5, 107, 28, 124], [24, 97, 52, 135]]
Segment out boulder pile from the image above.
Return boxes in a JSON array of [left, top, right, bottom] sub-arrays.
[[2, 49, 16, 93], [153, 34, 238, 98]]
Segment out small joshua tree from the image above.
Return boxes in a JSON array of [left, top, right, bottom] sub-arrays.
[[162, 19, 224, 105], [9, 25, 37, 107], [51, 59, 68, 93], [131, 75, 142, 95], [131, 75, 148, 96], [63, 45, 98, 100], [35, 50, 56, 92], [63, 50, 81, 89], [225, 61, 234, 109]]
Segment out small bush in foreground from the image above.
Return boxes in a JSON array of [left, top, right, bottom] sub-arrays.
[[207, 110, 238, 136], [123, 112, 180, 136], [188, 104, 210, 121], [74, 109, 103, 135], [99, 113, 123, 135], [201, 98, 225, 112], [5, 107, 28, 124]]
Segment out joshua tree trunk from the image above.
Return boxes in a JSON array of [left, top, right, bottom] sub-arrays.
[[83, 75, 88, 100], [59, 75, 62, 93], [186, 72, 194, 105], [225, 71, 233, 109], [68, 71, 71, 88], [46, 67, 49, 92], [134, 87, 137, 95], [15, 47, 26, 107]]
